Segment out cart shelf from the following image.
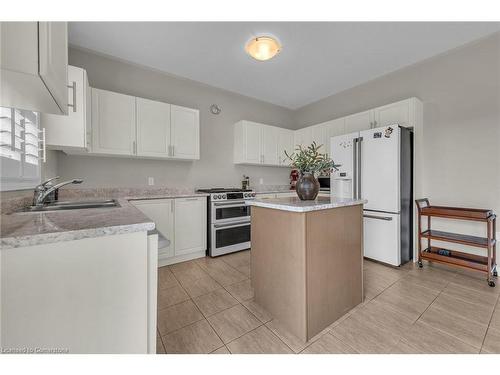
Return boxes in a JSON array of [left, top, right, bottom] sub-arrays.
[[420, 229, 495, 249], [416, 198, 497, 287]]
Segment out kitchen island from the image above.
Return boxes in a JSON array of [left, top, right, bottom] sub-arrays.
[[247, 196, 366, 342]]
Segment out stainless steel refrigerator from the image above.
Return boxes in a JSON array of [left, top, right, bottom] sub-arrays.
[[330, 125, 413, 266]]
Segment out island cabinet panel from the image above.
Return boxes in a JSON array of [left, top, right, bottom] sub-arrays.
[[251, 203, 364, 342], [305, 205, 363, 338], [251, 207, 307, 340]]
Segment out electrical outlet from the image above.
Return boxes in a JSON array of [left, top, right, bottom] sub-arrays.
[[148, 177, 154, 186], [259, 178, 264, 185]]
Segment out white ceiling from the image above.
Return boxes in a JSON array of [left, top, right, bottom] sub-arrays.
[[68, 22, 500, 109]]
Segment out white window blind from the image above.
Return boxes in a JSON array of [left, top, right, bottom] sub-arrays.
[[0, 106, 43, 191], [0, 107, 42, 165]]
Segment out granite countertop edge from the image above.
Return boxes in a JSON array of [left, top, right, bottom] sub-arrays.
[[1, 193, 209, 249], [247, 197, 367, 212]]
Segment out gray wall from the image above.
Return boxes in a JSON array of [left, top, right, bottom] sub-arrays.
[[296, 33, 500, 240], [55, 34, 499, 227], [55, 47, 296, 189]]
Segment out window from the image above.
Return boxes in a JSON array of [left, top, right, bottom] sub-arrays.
[[0, 106, 43, 191]]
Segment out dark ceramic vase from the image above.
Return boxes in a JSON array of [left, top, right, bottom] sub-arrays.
[[295, 172, 319, 200]]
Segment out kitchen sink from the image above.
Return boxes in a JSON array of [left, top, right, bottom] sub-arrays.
[[22, 199, 120, 212]]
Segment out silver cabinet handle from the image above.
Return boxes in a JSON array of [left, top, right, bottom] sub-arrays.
[[132, 141, 137, 154], [172, 145, 175, 157], [67, 81, 77, 112], [363, 214, 393, 221]]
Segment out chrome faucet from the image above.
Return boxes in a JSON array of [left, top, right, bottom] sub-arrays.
[[33, 177, 83, 206]]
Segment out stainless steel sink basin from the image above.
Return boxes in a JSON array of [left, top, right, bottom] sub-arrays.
[[22, 199, 119, 212]]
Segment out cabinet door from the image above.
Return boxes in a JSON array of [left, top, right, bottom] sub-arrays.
[[243, 121, 262, 164], [311, 124, 327, 152], [136, 98, 171, 158], [278, 128, 294, 166], [174, 197, 207, 256], [344, 110, 374, 133], [131, 199, 174, 259], [324, 118, 345, 157], [373, 99, 410, 128], [42, 66, 89, 150], [38, 22, 68, 115], [91, 88, 136, 155], [294, 127, 312, 148], [261, 125, 279, 165], [170, 105, 200, 160]]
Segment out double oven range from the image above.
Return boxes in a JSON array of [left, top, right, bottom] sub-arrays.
[[196, 188, 256, 257]]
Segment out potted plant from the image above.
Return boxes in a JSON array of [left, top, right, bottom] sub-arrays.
[[284, 142, 340, 200]]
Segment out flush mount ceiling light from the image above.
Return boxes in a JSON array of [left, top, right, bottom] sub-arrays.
[[245, 36, 281, 61]]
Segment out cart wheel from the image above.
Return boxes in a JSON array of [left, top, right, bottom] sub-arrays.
[[494, 271, 498, 277], [418, 261, 423, 268], [489, 281, 496, 287]]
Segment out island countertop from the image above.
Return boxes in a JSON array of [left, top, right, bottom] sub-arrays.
[[246, 196, 367, 212]]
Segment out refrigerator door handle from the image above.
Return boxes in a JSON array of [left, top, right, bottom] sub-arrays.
[[352, 138, 358, 199], [357, 136, 363, 199], [363, 214, 393, 221]]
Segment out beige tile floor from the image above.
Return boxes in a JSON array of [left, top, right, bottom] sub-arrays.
[[156, 250, 500, 354]]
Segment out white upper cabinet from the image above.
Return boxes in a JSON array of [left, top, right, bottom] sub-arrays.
[[325, 118, 346, 138], [0, 22, 68, 115], [89, 89, 200, 160], [373, 98, 414, 128], [170, 105, 200, 160], [234, 121, 262, 165], [277, 128, 294, 166], [262, 125, 279, 165], [38, 22, 68, 113], [136, 97, 171, 158], [174, 197, 207, 256], [42, 66, 91, 151], [311, 123, 327, 150], [91, 88, 136, 156], [294, 126, 312, 148], [234, 121, 292, 167], [344, 110, 374, 133]]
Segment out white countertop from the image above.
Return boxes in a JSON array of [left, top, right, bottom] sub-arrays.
[[247, 196, 367, 212]]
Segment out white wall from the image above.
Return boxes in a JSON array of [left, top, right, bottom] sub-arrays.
[[52, 47, 296, 189], [295, 32, 500, 246]]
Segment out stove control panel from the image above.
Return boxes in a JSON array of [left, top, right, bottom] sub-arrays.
[[211, 192, 256, 201]]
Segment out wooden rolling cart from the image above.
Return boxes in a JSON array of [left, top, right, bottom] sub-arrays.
[[415, 199, 497, 287]]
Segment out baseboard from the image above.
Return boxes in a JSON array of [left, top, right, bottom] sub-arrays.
[[158, 250, 206, 267]]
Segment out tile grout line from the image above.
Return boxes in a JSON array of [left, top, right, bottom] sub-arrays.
[[479, 291, 500, 353]]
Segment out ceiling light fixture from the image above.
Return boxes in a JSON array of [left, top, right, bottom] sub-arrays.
[[245, 36, 281, 61]]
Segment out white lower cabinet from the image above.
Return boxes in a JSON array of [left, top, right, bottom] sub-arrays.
[[131, 196, 207, 266], [1, 231, 155, 353], [174, 197, 207, 256], [131, 199, 175, 260]]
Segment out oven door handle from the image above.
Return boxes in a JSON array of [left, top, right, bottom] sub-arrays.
[[213, 200, 247, 206], [214, 221, 251, 229]]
